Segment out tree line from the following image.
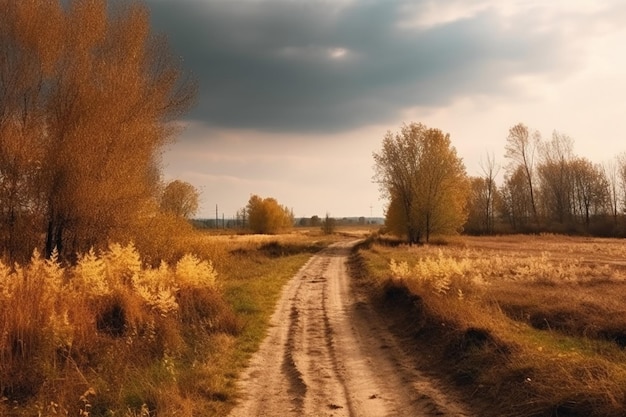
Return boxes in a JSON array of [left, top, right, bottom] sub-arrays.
[[3, 1, 621, 262], [374, 122, 626, 243], [466, 123, 626, 236]]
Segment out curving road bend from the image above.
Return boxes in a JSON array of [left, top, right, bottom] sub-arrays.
[[228, 240, 471, 417]]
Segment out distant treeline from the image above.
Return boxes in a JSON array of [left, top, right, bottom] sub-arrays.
[[373, 122, 626, 243], [464, 123, 626, 237], [192, 215, 383, 230]]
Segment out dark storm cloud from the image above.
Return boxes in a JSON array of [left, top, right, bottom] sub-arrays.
[[147, 0, 569, 133]]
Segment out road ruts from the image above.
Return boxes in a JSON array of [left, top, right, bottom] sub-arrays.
[[228, 240, 471, 417]]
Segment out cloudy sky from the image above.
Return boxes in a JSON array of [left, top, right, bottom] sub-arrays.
[[146, 0, 626, 219]]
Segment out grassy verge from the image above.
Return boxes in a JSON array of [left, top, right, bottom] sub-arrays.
[[197, 236, 331, 416], [351, 235, 626, 417], [0, 231, 336, 417]]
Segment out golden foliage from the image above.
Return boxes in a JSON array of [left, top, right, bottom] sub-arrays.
[[160, 180, 200, 219], [0, 241, 227, 411], [373, 122, 469, 243], [246, 194, 294, 234], [0, 0, 196, 262]]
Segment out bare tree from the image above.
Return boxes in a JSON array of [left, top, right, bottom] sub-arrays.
[[479, 152, 500, 234], [570, 158, 610, 228], [617, 153, 626, 215], [321, 213, 336, 235], [505, 123, 540, 224], [499, 166, 534, 231], [603, 159, 620, 225], [537, 131, 574, 224], [465, 176, 490, 234]]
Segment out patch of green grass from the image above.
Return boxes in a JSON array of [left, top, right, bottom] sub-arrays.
[[186, 236, 337, 416], [223, 252, 311, 350]]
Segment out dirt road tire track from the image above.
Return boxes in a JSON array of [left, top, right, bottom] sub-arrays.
[[228, 240, 471, 417]]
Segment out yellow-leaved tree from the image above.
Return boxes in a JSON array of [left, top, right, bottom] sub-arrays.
[[0, 0, 196, 261], [246, 195, 294, 234], [373, 122, 469, 243], [160, 180, 200, 219]]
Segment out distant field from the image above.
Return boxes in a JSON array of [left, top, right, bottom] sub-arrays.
[[356, 234, 626, 417]]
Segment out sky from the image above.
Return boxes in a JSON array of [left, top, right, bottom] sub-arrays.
[[146, 0, 626, 219]]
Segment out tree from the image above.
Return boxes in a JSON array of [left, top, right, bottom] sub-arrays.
[[478, 152, 500, 234], [310, 215, 321, 227], [246, 195, 294, 234], [373, 122, 469, 244], [500, 166, 534, 230], [465, 176, 499, 234], [613, 153, 626, 235], [537, 131, 575, 224], [160, 180, 200, 219], [570, 158, 610, 228], [321, 213, 336, 235], [0, 0, 196, 261], [603, 159, 620, 225], [505, 123, 540, 224]]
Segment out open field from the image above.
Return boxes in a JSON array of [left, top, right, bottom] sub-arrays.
[[8, 229, 626, 416], [353, 234, 626, 417]]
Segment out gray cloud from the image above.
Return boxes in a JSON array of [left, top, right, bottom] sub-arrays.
[[147, 0, 577, 133]]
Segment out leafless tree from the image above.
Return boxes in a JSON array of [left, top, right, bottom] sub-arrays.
[[505, 123, 540, 224]]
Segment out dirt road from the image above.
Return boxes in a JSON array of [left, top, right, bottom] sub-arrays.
[[228, 240, 471, 417]]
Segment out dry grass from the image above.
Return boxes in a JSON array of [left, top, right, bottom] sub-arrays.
[[0, 230, 335, 416], [354, 234, 626, 417]]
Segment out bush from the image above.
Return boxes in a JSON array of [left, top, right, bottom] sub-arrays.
[[0, 243, 237, 413]]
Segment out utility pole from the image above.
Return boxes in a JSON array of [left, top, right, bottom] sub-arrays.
[[215, 204, 218, 229]]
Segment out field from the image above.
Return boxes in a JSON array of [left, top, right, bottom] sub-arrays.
[[354, 234, 626, 417], [6, 229, 625, 416], [0, 230, 341, 417]]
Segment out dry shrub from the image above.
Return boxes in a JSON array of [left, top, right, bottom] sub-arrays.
[[131, 212, 195, 266], [0, 241, 238, 414], [177, 286, 242, 335], [0, 251, 61, 402]]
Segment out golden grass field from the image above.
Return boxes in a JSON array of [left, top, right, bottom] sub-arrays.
[[354, 234, 626, 417], [5, 228, 626, 417], [0, 229, 341, 417]]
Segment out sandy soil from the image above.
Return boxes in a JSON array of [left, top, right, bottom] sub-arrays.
[[228, 240, 471, 417]]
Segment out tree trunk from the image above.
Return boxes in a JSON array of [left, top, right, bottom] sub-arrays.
[[45, 215, 64, 259]]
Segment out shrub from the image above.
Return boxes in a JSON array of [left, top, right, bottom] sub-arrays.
[[0, 242, 236, 413]]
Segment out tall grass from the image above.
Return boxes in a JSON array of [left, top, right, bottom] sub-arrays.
[[0, 242, 237, 416], [356, 235, 626, 417], [0, 229, 334, 416]]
